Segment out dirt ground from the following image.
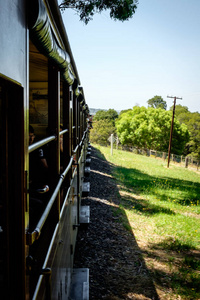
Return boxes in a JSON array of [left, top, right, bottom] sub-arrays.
[[74, 147, 160, 300]]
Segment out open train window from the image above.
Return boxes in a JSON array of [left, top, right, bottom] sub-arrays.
[[29, 88, 48, 142], [29, 40, 49, 142]]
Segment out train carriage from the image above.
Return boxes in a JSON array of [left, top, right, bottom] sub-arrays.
[[0, 0, 90, 299]]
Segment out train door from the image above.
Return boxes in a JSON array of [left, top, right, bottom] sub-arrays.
[[0, 77, 26, 299]]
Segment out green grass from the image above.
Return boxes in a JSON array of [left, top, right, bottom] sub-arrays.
[[93, 144, 200, 299]]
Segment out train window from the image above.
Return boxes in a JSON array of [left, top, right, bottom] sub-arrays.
[[28, 86, 50, 211], [29, 89, 48, 140], [29, 40, 50, 230], [29, 40, 49, 142]]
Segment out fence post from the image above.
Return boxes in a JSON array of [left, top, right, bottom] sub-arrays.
[[116, 136, 119, 150], [163, 152, 166, 160], [111, 134, 113, 156], [185, 157, 188, 168]]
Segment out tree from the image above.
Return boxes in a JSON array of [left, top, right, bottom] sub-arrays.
[[90, 109, 118, 145], [93, 109, 118, 127], [171, 105, 200, 159], [90, 119, 116, 145], [116, 106, 190, 154], [181, 112, 200, 159], [118, 108, 132, 118], [170, 104, 189, 117], [147, 95, 167, 110], [59, 0, 138, 24]]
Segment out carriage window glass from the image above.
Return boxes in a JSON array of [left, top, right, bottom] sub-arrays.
[[29, 87, 48, 142]]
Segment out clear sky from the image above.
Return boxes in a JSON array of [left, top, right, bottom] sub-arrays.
[[61, 0, 200, 113]]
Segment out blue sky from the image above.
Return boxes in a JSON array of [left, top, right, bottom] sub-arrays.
[[61, 0, 200, 113]]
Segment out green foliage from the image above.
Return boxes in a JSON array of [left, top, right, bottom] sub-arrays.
[[90, 109, 118, 145], [116, 106, 190, 154], [170, 105, 200, 159], [90, 119, 116, 145], [59, 0, 138, 24], [147, 95, 167, 110], [170, 104, 189, 116], [118, 108, 132, 117], [93, 109, 118, 126]]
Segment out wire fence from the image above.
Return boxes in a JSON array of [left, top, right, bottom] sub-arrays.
[[109, 135, 200, 172]]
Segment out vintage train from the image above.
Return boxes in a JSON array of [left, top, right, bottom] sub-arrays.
[[0, 0, 91, 299]]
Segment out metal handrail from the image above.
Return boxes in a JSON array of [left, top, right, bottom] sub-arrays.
[[28, 156, 74, 244], [72, 128, 88, 154], [29, 129, 68, 153], [59, 129, 68, 135], [28, 127, 89, 244], [28, 135, 56, 153], [73, 144, 79, 154], [32, 185, 71, 300]]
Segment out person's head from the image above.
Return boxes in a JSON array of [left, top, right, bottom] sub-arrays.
[[29, 125, 35, 145]]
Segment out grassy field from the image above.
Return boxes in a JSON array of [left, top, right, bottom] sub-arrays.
[[93, 145, 200, 300]]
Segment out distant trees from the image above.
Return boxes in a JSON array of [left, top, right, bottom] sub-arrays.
[[147, 96, 167, 110], [90, 109, 118, 145], [89, 102, 200, 159], [94, 109, 118, 127], [59, 0, 138, 24], [116, 106, 189, 154], [170, 104, 200, 160]]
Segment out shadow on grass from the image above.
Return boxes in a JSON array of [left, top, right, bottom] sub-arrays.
[[90, 146, 200, 300], [120, 192, 175, 216], [115, 197, 200, 299], [115, 165, 200, 206], [144, 237, 200, 298], [154, 237, 193, 251]]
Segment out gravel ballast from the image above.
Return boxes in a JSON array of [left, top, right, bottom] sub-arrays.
[[74, 147, 159, 300]]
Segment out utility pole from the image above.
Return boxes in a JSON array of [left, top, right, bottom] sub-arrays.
[[167, 95, 182, 168]]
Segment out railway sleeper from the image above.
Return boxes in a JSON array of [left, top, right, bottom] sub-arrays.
[[79, 205, 90, 227], [84, 166, 91, 177], [82, 182, 90, 197], [86, 151, 91, 158], [85, 158, 91, 166], [69, 268, 89, 300]]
